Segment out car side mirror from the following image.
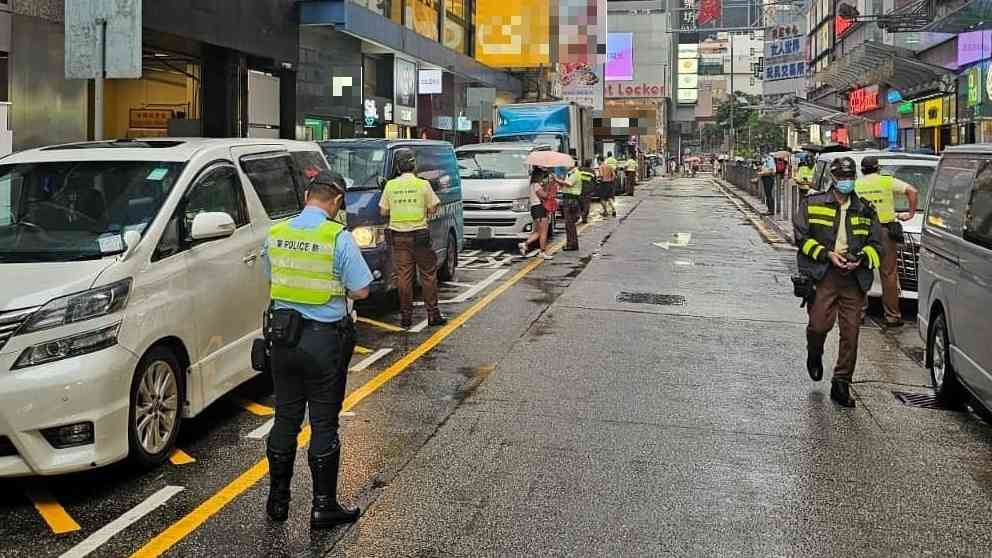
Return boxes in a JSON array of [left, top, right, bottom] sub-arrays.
[[190, 212, 236, 241]]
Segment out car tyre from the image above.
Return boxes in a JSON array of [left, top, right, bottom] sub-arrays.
[[928, 312, 964, 406], [128, 346, 184, 468], [438, 231, 458, 282]]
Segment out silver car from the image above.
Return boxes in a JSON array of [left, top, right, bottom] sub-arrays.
[[456, 143, 553, 241], [918, 145, 992, 419]]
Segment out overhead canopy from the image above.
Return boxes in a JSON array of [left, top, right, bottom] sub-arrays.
[[813, 41, 954, 98], [921, 0, 992, 32], [768, 94, 870, 126]]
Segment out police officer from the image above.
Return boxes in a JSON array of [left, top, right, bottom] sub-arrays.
[[794, 157, 884, 408], [560, 162, 584, 251], [379, 148, 447, 329], [624, 154, 638, 196], [795, 156, 815, 191], [605, 151, 619, 195], [578, 159, 596, 224], [264, 171, 373, 527], [855, 156, 919, 327]]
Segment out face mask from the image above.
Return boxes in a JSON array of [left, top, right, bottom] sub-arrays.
[[834, 179, 855, 194]]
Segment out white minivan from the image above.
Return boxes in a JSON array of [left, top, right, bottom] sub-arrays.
[[0, 138, 331, 477]]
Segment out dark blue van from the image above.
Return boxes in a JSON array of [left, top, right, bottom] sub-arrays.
[[318, 139, 464, 295]]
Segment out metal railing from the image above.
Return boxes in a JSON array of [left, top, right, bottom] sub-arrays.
[[721, 161, 803, 228]]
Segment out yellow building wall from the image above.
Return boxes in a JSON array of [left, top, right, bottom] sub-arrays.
[[103, 68, 196, 139]]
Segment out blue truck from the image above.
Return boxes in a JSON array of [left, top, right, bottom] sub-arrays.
[[491, 101, 594, 164]]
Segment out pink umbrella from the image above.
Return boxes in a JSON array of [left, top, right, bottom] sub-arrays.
[[526, 150, 575, 168]]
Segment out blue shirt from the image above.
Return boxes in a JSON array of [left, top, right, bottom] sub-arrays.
[[263, 206, 373, 322]]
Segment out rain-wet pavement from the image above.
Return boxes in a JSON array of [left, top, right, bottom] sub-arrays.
[[3, 176, 992, 557]]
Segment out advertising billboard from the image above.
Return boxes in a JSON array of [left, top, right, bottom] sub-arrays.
[[958, 31, 992, 67], [475, 0, 550, 68], [606, 33, 634, 81], [558, 0, 606, 110], [394, 57, 418, 126]]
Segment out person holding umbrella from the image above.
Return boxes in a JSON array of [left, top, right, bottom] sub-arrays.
[[518, 150, 574, 260]]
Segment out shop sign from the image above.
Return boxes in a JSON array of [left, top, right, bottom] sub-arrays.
[[849, 85, 881, 114], [923, 98, 943, 127], [394, 58, 418, 126], [764, 61, 806, 81], [831, 127, 849, 145], [897, 101, 913, 114], [766, 38, 802, 59], [457, 115, 472, 131], [835, 15, 854, 38], [605, 83, 665, 98], [129, 109, 173, 129], [887, 89, 903, 103], [418, 69, 443, 95], [363, 98, 380, 128], [435, 116, 454, 130], [968, 66, 981, 107], [986, 61, 992, 103]]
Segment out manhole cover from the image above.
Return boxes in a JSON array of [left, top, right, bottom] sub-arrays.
[[616, 292, 686, 306], [893, 391, 947, 409]]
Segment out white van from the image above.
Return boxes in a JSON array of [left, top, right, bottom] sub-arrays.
[[456, 143, 553, 240], [0, 138, 331, 476]]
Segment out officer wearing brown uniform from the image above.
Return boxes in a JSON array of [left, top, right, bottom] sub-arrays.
[[380, 148, 447, 329], [794, 157, 884, 407]]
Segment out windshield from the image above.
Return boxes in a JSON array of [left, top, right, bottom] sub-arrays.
[[492, 134, 564, 152], [457, 150, 530, 180], [320, 145, 386, 190], [880, 164, 934, 213], [0, 161, 185, 263]]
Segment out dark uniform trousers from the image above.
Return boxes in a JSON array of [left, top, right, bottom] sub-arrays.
[[268, 319, 356, 456], [807, 269, 865, 382], [390, 230, 440, 319], [878, 234, 901, 322], [562, 196, 581, 249], [625, 170, 636, 195]]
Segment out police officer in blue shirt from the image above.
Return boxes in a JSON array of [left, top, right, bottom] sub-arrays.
[[262, 171, 373, 528]]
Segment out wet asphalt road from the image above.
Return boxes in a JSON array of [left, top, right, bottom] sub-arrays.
[[4, 176, 992, 557]]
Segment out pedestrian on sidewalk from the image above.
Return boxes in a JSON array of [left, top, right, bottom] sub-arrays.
[[579, 159, 596, 224], [596, 155, 617, 218], [380, 148, 448, 329], [759, 154, 777, 215], [794, 156, 883, 408], [519, 167, 554, 260], [855, 156, 919, 327], [263, 172, 372, 528]]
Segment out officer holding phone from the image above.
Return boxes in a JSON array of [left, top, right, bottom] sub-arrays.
[[380, 148, 447, 329], [263, 171, 373, 528], [794, 157, 883, 408]]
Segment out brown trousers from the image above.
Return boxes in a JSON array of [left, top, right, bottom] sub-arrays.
[[562, 198, 580, 250], [879, 234, 901, 322], [389, 230, 439, 319], [625, 170, 636, 195], [807, 268, 866, 382]]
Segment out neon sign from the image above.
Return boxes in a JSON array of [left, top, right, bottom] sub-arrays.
[[849, 85, 881, 114]]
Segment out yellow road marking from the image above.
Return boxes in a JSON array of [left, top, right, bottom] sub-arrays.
[[169, 449, 196, 465], [356, 317, 405, 333], [354, 345, 373, 355], [234, 398, 274, 417], [24, 484, 80, 534], [129, 223, 599, 558]]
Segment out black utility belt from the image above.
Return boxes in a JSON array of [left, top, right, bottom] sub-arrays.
[[562, 193, 582, 200]]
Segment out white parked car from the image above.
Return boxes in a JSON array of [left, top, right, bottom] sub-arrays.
[[0, 138, 331, 476]]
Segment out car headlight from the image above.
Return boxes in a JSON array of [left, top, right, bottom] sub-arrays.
[[352, 226, 386, 248], [19, 279, 132, 334], [13, 323, 121, 369], [511, 198, 530, 212]]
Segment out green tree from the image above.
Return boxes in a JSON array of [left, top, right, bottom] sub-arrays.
[[701, 123, 724, 151]]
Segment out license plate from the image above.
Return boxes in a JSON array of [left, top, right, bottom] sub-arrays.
[[476, 226, 493, 240]]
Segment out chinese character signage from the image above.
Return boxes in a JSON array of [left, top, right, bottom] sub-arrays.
[[679, 0, 697, 31], [764, 61, 806, 81], [849, 85, 881, 114], [766, 38, 802, 59]]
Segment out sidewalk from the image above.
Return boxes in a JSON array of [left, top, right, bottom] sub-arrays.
[[712, 175, 794, 244]]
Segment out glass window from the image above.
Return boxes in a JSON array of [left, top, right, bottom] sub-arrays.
[[457, 150, 529, 180], [880, 164, 934, 212], [412, 0, 439, 41], [965, 161, 992, 250], [0, 161, 184, 262], [927, 156, 980, 235], [183, 166, 248, 233], [290, 150, 332, 200], [240, 154, 302, 219], [413, 146, 455, 192], [320, 144, 386, 190]]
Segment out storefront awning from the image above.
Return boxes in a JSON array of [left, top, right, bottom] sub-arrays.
[[298, 0, 521, 96], [769, 95, 870, 126], [921, 0, 992, 33], [813, 41, 954, 98]]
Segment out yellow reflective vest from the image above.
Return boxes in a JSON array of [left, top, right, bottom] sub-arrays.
[[561, 168, 583, 196], [854, 173, 896, 223], [797, 165, 814, 188], [383, 174, 432, 230], [268, 220, 345, 305]]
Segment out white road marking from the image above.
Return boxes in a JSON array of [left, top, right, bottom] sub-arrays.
[[457, 257, 479, 268], [246, 419, 274, 440], [58, 486, 184, 558], [461, 250, 481, 257], [442, 281, 477, 288], [445, 269, 509, 303], [408, 320, 429, 333], [349, 348, 394, 372]]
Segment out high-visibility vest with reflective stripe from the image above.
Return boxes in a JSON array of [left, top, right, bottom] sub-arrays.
[[606, 157, 618, 170], [855, 174, 895, 223], [268, 220, 345, 305], [383, 174, 431, 230], [797, 166, 813, 187], [626, 159, 637, 171], [561, 169, 583, 196]]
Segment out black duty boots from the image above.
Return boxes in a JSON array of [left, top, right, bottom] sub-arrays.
[[807, 352, 824, 382], [830, 380, 856, 408], [309, 450, 360, 529], [428, 312, 448, 327], [266, 448, 296, 522]]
